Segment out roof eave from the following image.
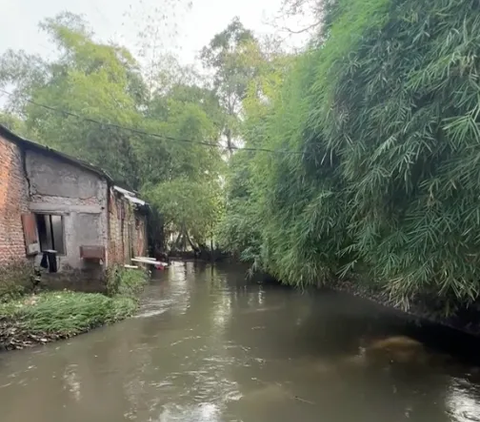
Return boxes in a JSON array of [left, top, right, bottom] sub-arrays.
[[0, 124, 114, 183]]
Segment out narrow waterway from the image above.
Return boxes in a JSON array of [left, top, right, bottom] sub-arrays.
[[1, 262, 480, 422]]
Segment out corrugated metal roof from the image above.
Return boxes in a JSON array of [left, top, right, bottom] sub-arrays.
[[113, 185, 148, 207], [113, 185, 134, 196], [0, 124, 114, 183]]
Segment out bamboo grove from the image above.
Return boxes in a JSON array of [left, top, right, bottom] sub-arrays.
[[218, 0, 480, 314]]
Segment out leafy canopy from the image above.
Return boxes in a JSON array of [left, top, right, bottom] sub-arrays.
[[219, 0, 480, 314], [0, 12, 226, 248]]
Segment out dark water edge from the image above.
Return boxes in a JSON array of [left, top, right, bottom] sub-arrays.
[[245, 267, 480, 365], [329, 284, 480, 365], [0, 309, 134, 353]]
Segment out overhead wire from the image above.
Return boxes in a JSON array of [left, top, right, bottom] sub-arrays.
[[0, 88, 303, 155]]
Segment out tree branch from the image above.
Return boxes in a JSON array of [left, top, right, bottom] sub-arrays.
[[280, 20, 321, 35]]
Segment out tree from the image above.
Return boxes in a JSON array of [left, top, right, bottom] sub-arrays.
[[221, 0, 480, 315], [136, 64, 225, 249], [0, 112, 27, 134], [0, 13, 146, 187], [0, 12, 226, 253], [201, 18, 263, 152], [147, 177, 224, 251], [217, 46, 293, 268]]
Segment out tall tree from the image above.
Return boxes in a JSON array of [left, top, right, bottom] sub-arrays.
[[221, 0, 480, 316], [0, 12, 226, 252], [201, 18, 263, 152], [0, 13, 146, 187], [217, 45, 293, 266]]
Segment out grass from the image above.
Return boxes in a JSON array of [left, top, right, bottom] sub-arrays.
[[0, 267, 148, 350]]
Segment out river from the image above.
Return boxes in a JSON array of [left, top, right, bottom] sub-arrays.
[[1, 261, 480, 421]]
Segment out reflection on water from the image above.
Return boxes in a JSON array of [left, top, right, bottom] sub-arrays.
[[447, 379, 480, 422], [0, 261, 479, 421]]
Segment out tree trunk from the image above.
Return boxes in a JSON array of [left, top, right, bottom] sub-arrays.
[[226, 128, 233, 155], [185, 231, 201, 259], [173, 231, 182, 250]]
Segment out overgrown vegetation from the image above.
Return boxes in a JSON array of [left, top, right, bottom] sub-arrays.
[[3, 0, 480, 319], [219, 0, 480, 315], [0, 267, 146, 350], [0, 261, 34, 302], [106, 265, 148, 297]]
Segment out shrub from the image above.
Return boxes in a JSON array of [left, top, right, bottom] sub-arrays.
[[0, 261, 34, 302], [223, 0, 480, 314], [106, 265, 148, 298]]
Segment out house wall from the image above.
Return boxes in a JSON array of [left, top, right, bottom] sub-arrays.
[[108, 191, 125, 266], [25, 149, 109, 270], [108, 190, 148, 266], [0, 135, 29, 265], [0, 133, 147, 279], [134, 214, 147, 257]]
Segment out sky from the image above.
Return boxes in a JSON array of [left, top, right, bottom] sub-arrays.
[[0, 0, 308, 66]]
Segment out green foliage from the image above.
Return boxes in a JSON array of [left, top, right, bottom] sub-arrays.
[[0, 292, 137, 337], [140, 88, 224, 246], [222, 0, 480, 314], [0, 113, 28, 134], [106, 266, 148, 298], [0, 261, 34, 302], [147, 177, 224, 246], [217, 48, 294, 265], [217, 151, 261, 263], [0, 265, 145, 346], [0, 12, 226, 243]]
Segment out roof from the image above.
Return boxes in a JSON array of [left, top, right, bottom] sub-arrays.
[[113, 185, 148, 207], [0, 124, 113, 183]]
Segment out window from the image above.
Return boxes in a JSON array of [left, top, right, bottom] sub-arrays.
[[35, 214, 65, 254]]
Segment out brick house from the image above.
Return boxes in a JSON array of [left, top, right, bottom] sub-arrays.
[[109, 185, 148, 265], [0, 124, 147, 287]]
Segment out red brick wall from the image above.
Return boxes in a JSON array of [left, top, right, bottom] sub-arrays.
[[0, 136, 29, 264], [107, 189, 148, 266], [108, 190, 124, 266]]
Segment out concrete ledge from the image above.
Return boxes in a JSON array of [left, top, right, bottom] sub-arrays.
[[39, 268, 106, 294], [28, 202, 103, 213]]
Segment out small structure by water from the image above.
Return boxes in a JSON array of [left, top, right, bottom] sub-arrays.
[[0, 124, 147, 291]]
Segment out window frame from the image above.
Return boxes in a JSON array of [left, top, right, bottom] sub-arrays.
[[34, 213, 67, 256]]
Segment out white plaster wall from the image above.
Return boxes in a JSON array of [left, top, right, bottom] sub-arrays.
[[25, 150, 109, 270]]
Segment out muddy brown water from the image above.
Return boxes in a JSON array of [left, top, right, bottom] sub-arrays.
[[1, 262, 480, 422]]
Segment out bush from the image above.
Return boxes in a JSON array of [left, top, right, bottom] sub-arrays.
[[223, 0, 480, 314], [0, 261, 34, 302], [106, 265, 148, 298]]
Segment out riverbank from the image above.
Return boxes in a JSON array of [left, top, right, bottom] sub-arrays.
[[0, 267, 147, 351], [254, 269, 480, 342], [330, 278, 480, 343]]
